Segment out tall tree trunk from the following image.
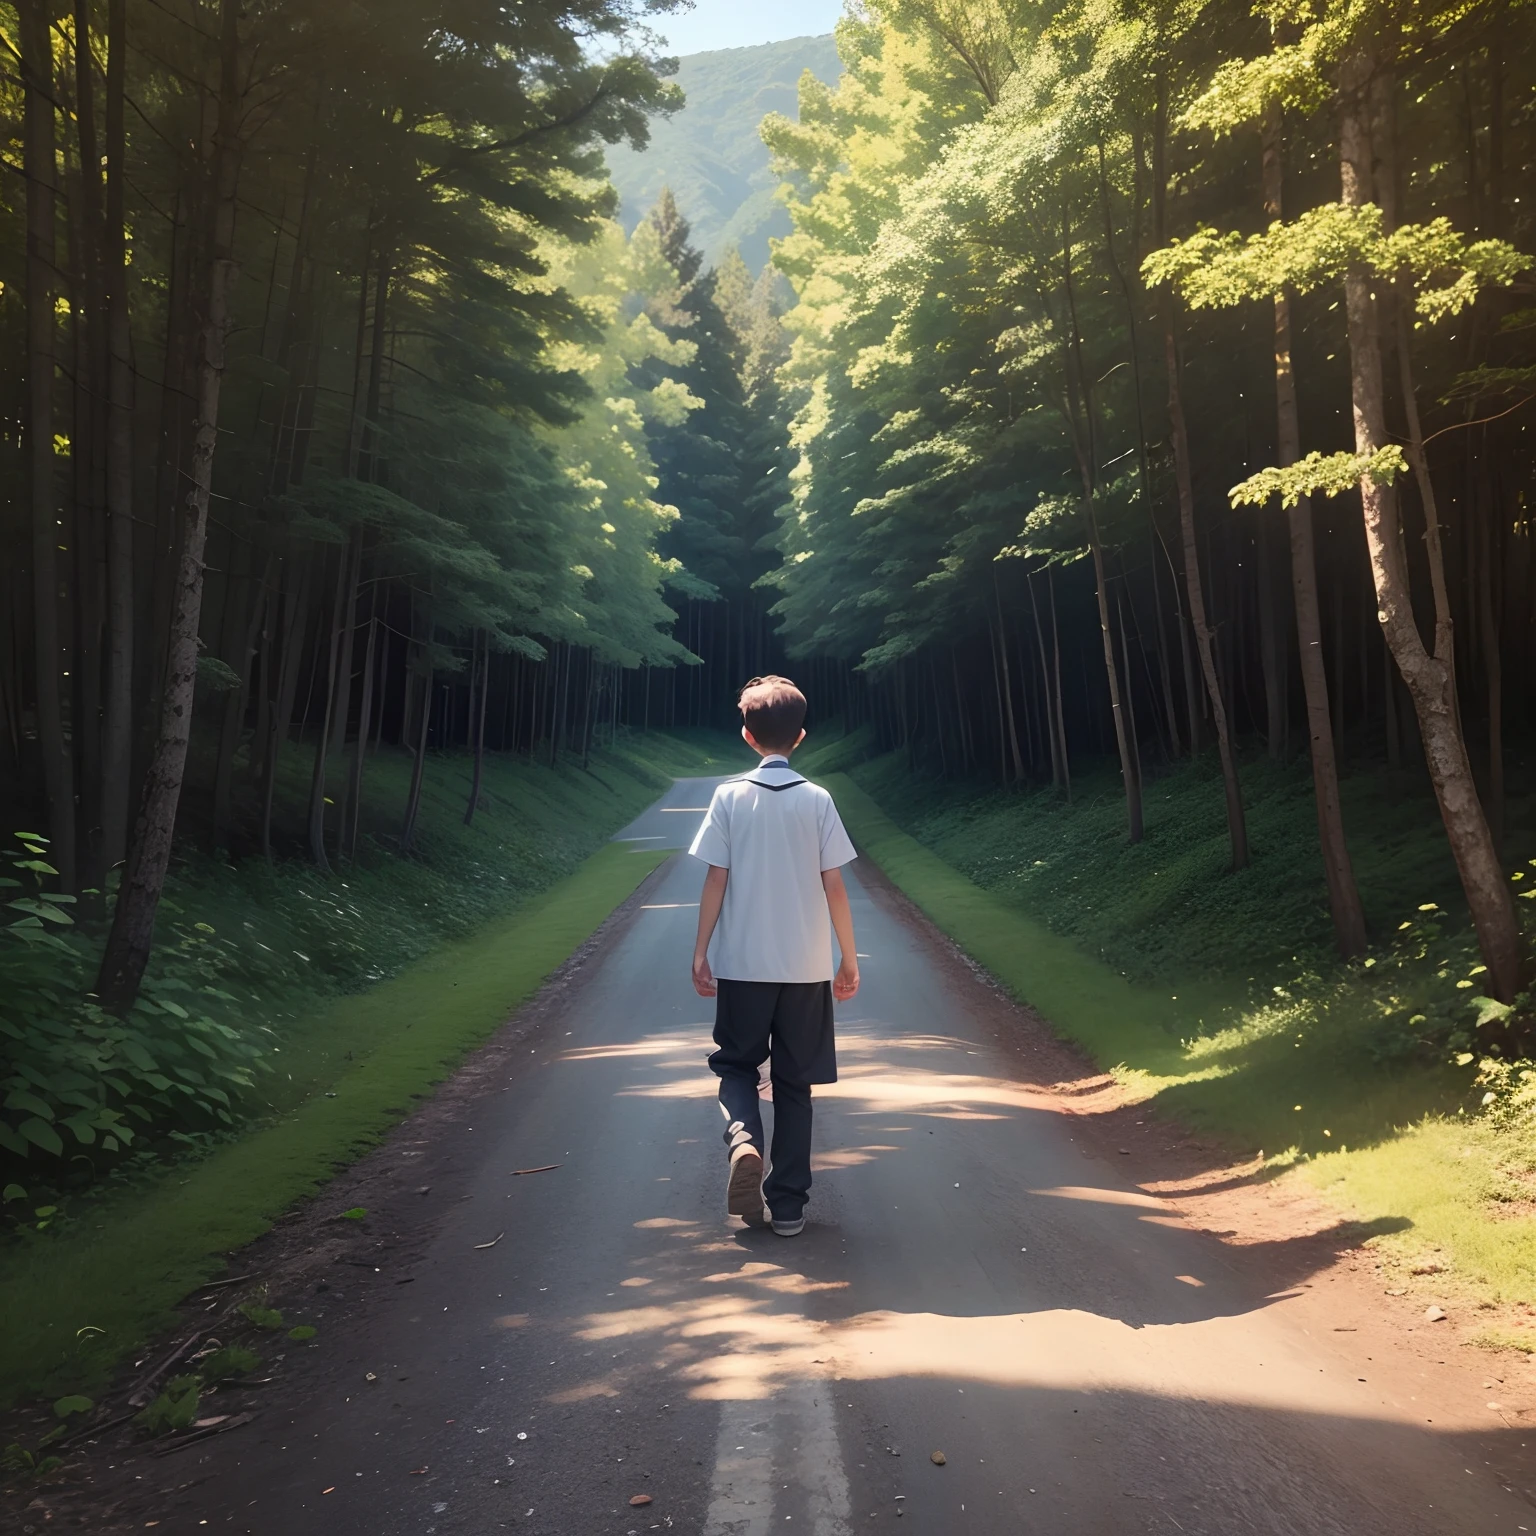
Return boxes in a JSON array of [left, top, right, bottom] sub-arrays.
[[994, 578, 1025, 783], [97, 0, 243, 1006], [99, 0, 135, 872], [260, 555, 312, 858], [1149, 532, 1183, 758], [1337, 51, 1522, 1000], [72, 0, 109, 889], [1263, 98, 1366, 953], [401, 664, 432, 853], [309, 535, 362, 868], [1062, 210, 1141, 840], [1048, 569, 1071, 799], [345, 600, 378, 857], [22, 0, 77, 892], [1027, 573, 1062, 788], [1164, 307, 1247, 869], [213, 549, 271, 850], [465, 631, 489, 824]]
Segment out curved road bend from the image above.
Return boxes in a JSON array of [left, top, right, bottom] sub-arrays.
[[162, 775, 1528, 1533]]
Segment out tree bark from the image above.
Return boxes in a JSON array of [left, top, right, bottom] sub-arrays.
[[1263, 96, 1367, 954], [1027, 573, 1062, 788], [345, 600, 378, 857], [1062, 209, 1141, 840], [22, 0, 78, 893], [96, 0, 244, 1006], [1163, 304, 1247, 869], [1337, 51, 1522, 999], [309, 535, 362, 868], [994, 578, 1025, 784], [260, 554, 312, 858], [99, 0, 135, 872], [401, 664, 432, 853], [465, 631, 489, 823]]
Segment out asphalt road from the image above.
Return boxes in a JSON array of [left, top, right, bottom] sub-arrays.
[[164, 775, 1532, 1534]]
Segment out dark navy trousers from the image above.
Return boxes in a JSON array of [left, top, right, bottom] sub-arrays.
[[709, 979, 836, 1221]]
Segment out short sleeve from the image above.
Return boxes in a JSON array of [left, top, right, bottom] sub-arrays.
[[817, 796, 857, 871], [689, 787, 731, 867]]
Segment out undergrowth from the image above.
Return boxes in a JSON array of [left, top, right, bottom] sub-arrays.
[[1, 732, 687, 1201], [811, 740, 1536, 1302]]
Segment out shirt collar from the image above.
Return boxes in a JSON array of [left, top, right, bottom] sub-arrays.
[[758, 755, 790, 769]]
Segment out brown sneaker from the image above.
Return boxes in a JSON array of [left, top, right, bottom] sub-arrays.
[[727, 1144, 767, 1226]]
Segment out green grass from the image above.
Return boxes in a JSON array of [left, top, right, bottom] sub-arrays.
[[825, 767, 1536, 1307], [0, 841, 669, 1404], [0, 729, 719, 1405]]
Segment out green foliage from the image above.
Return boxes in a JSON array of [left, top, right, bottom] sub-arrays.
[[0, 825, 677, 1406], [1, 1440, 64, 1480], [135, 1374, 201, 1434], [195, 1345, 260, 1381], [51, 1394, 92, 1419], [1228, 446, 1408, 508], [1143, 205, 1531, 321], [287, 1325, 317, 1342], [0, 837, 272, 1170], [237, 1304, 284, 1331]]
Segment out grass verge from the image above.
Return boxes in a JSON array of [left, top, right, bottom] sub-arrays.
[[0, 840, 669, 1404], [825, 769, 1536, 1310]]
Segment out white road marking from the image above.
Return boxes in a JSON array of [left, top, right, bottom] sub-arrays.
[[704, 1382, 851, 1536]]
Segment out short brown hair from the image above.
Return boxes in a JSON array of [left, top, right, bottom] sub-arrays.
[[738, 675, 806, 752]]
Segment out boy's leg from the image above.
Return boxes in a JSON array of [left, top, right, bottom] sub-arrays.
[[708, 982, 777, 1212], [763, 982, 836, 1224], [763, 1076, 812, 1222]]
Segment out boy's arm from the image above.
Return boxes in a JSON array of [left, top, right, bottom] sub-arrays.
[[821, 868, 860, 1001], [692, 864, 728, 997]]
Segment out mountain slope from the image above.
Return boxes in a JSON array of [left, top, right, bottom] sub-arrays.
[[606, 34, 842, 272]]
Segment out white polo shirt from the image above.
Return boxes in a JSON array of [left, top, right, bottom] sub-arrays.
[[688, 757, 857, 983]]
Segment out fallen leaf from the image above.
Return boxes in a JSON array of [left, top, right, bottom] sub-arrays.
[[474, 1232, 505, 1250], [512, 1165, 561, 1176], [630, 1494, 654, 1506], [409, 1467, 428, 1476], [930, 1451, 947, 1466], [340, 1208, 367, 1221], [322, 1486, 335, 1494], [192, 1416, 229, 1429], [365, 1372, 378, 1383]]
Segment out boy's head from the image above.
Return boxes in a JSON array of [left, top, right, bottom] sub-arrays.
[[738, 675, 807, 756]]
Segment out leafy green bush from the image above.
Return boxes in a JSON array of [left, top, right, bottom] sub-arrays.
[[135, 1373, 201, 1433], [1, 836, 272, 1168]]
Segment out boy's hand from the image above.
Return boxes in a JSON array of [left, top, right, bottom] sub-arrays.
[[692, 952, 718, 998], [832, 958, 860, 1002]]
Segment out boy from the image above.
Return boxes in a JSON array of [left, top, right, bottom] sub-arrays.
[[689, 676, 860, 1236]]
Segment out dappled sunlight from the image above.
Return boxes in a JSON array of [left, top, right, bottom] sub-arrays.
[[547, 1268, 1487, 1429], [1030, 1184, 1171, 1211], [607, 1026, 1065, 1124], [700, 1260, 849, 1295], [560, 1028, 710, 1064], [811, 1145, 903, 1170]]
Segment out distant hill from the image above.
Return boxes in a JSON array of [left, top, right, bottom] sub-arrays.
[[606, 34, 843, 273]]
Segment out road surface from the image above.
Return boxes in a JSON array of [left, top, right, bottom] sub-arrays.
[[147, 776, 1533, 1534]]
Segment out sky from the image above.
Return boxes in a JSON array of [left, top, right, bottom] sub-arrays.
[[652, 0, 845, 54]]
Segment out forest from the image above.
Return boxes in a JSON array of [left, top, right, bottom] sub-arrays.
[[1, 0, 1534, 1195]]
